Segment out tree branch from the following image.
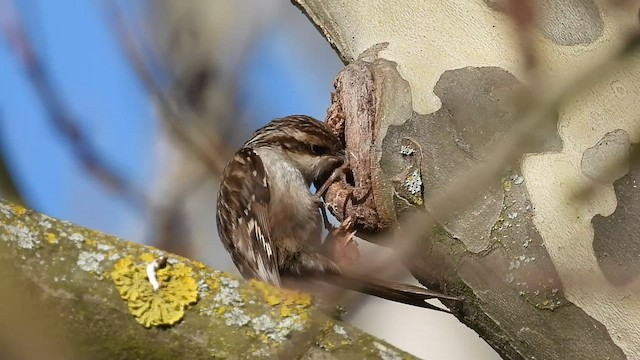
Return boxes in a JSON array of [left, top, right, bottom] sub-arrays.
[[0, 199, 420, 359]]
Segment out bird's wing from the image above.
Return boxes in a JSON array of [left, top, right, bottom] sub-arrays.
[[216, 148, 281, 286]]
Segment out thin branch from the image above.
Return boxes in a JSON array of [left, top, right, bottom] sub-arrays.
[[103, 1, 233, 176], [0, 112, 25, 205]]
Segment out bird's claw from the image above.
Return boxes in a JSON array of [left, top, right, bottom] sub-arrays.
[[324, 216, 360, 271]]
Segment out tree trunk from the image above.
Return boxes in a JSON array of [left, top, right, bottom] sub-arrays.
[[293, 1, 640, 359]]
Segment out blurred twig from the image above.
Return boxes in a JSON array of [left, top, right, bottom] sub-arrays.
[[104, 1, 238, 256], [0, 0, 148, 211], [504, 0, 538, 74], [147, 170, 211, 256], [104, 1, 233, 176], [0, 113, 25, 205]]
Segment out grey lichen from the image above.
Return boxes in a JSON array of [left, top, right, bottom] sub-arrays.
[[404, 169, 422, 195], [3, 224, 40, 249], [512, 175, 524, 185], [0, 203, 13, 217], [373, 341, 402, 360], [69, 233, 85, 248], [213, 278, 243, 306], [399, 145, 416, 155], [77, 251, 105, 273], [333, 325, 348, 338], [251, 314, 277, 332], [251, 314, 304, 343], [197, 278, 209, 298], [96, 243, 113, 251], [224, 308, 251, 327]]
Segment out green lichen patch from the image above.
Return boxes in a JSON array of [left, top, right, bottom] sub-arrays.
[[111, 254, 198, 327]]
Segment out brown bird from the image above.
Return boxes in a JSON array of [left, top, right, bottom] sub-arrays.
[[216, 115, 457, 312]]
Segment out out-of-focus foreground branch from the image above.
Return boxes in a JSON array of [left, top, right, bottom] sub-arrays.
[[0, 199, 418, 360]]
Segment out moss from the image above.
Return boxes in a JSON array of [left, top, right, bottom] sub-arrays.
[[111, 254, 199, 327]]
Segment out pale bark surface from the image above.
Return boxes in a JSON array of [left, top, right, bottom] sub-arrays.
[[293, 0, 640, 359]]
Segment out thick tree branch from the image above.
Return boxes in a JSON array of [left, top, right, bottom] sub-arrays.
[[0, 200, 420, 359]]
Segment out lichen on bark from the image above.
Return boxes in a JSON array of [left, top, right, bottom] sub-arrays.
[[0, 200, 419, 359]]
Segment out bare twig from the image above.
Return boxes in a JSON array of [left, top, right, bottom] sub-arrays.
[[103, 1, 233, 176], [146, 170, 211, 256], [0, 112, 25, 205]]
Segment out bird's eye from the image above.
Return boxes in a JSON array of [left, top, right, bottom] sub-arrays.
[[310, 144, 329, 155]]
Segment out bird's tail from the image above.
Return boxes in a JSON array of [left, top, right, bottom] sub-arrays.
[[323, 274, 459, 313]]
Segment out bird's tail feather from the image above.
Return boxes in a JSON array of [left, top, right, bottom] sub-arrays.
[[323, 274, 458, 313]]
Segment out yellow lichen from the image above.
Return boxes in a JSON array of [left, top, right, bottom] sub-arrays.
[[139, 253, 156, 263], [46, 233, 57, 244], [207, 276, 222, 292], [193, 260, 207, 269], [85, 237, 97, 248], [250, 280, 312, 324], [111, 255, 198, 328], [12, 204, 27, 216], [251, 280, 311, 307], [280, 305, 293, 318], [502, 178, 512, 191]]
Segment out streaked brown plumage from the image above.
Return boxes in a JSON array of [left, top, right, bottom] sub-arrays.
[[216, 115, 457, 312]]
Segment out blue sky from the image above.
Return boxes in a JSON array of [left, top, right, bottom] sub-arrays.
[[0, 0, 342, 241], [0, 0, 155, 238]]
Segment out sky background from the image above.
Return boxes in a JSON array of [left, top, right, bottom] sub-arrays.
[[0, 1, 499, 358], [1, 0, 155, 238], [0, 0, 340, 240]]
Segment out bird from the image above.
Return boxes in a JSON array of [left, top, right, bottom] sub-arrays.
[[216, 115, 457, 312]]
